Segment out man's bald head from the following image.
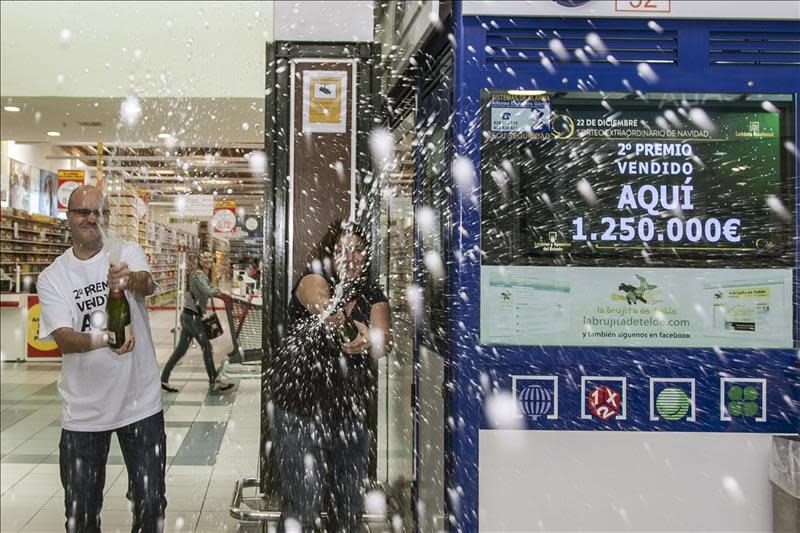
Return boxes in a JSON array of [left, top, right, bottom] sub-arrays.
[[67, 185, 106, 210]]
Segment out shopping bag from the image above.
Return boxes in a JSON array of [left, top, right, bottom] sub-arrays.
[[202, 312, 224, 339]]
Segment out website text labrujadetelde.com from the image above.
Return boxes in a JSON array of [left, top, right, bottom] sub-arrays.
[[583, 306, 691, 340]]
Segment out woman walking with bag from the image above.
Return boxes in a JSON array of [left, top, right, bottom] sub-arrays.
[[161, 251, 234, 394]]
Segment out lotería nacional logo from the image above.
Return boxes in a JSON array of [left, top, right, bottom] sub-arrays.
[[735, 120, 776, 139]]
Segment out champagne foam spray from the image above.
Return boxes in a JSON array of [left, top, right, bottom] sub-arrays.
[[99, 226, 123, 265]]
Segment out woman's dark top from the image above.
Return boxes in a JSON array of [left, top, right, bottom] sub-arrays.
[[270, 272, 388, 421]]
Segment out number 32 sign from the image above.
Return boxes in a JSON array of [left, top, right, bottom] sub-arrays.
[[615, 0, 671, 12]]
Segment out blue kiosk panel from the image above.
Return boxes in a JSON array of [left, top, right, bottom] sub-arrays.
[[448, 11, 799, 532]]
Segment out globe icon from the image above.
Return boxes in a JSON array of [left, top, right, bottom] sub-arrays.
[[519, 384, 553, 419]]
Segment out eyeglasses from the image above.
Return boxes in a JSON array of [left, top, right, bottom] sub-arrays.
[[335, 246, 366, 255], [68, 208, 111, 218]]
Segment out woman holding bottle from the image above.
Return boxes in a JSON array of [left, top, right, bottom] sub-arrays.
[[161, 251, 234, 394], [269, 220, 393, 532]]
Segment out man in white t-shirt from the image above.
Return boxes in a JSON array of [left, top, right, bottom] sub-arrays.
[[37, 185, 166, 533]]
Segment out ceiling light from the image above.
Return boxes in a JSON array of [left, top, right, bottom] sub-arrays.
[[3, 106, 20, 112], [46, 131, 61, 137], [157, 133, 171, 139]]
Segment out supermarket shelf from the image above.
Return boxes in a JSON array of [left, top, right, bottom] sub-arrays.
[[0, 225, 67, 237], [1, 239, 70, 247]]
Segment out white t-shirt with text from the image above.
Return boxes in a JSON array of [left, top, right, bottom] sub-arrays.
[[37, 242, 162, 431]]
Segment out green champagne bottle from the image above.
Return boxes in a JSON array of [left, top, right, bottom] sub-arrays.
[[339, 316, 359, 344], [106, 287, 131, 349]]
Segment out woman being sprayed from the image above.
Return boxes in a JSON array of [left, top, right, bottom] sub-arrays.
[[160, 251, 234, 394], [270, 220, 393, 532]]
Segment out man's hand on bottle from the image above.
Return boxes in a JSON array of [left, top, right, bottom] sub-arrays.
[[108, 262, 130, 292], [341, 320, 370, 355], [108, 335, 135, 355], [325, 309, 346, 328]]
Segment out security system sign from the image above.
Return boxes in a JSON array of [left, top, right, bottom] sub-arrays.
[[302, 70, 348, 133], [489, 93, 551, 139]]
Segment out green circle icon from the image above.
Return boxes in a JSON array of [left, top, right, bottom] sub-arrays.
[[656, 387, 690, 421]]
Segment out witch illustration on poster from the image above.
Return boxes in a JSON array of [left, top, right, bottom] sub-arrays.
[[39, 170, 57, 217], [9, 159, 31, 211]]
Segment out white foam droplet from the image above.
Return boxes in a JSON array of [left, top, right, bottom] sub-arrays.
[[761, 100, 779, 114], [586, 32, 608, 55], [548, 39, 570, 61], [689, 108, 716, 132], [577, 179, 598, 205], [363, 490, 387, 518], [247, 150, 267, 175], [452, 156, 476, 195], [369, 128, 394, 167], [766, 194, 791, 222], [721, 476, 746, 505], [485, 392, 524, 430], [120, 95, 142, 127], [423, 250, 444, 280], [637, 63, 659, 84]]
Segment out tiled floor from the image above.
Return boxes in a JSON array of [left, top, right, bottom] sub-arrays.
[[1, 310, 261, 533]]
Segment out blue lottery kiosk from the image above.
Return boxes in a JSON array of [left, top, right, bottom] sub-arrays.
[[434, 2, 800, 531]]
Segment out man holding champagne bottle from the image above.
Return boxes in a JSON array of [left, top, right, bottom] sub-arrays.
[[37, 185, 167, 532]]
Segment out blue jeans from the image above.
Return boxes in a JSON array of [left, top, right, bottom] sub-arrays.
[[161, 311, 218, 384], [59, 411, 167, 533], [273, 407, 368, 532]]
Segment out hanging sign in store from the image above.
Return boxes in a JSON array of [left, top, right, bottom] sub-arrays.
[[243, 215, 262, 237], [9, 159, 32, 211], [56, 170, 86, 210], [173, 194, 214, 217], [39, 170, 57, 217], [212, 200, 237, 233], [136, 189, 148, 220], [302, 70, 348, 133], [27, 295, 61, 358]]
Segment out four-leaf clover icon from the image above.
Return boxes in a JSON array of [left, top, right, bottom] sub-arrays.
[[726, 385, 759, 420]]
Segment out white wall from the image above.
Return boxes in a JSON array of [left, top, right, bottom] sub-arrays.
[[1, 141, 75, 174], [0, 1, 275, 98], [1, 0, 374, 100], [480, 431, 776, 532], [1, 140, 88, 210], [273, 1, 374, 42]]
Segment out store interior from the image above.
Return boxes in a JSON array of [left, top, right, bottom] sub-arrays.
[[0, 3, 384, 532]]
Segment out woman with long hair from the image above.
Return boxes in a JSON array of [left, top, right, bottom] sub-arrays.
[[270, 219, 393, 532], [160, 251, 234, 394]]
